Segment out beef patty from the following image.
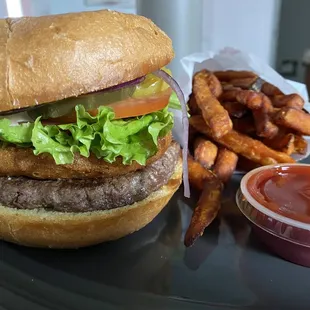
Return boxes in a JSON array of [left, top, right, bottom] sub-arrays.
[[0, 142, 180, 213]]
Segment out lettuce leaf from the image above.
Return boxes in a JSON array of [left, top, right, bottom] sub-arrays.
[[0, 105, 174, 165]]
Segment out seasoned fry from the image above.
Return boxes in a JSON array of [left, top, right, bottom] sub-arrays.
[[204, 72, 223, 98], [232, 116, 256, 135], [194, 137, 218, 169], [187, 155, 217, 191], [228, 77, 258, 89], [222, 102, 248, 118], [213, 148, 238, 183], [271, 94, 304, 110], [294, 135, 308, 155], [189, 115, 296, 165], [261, 82, 284, 97], [220, 89, 264, 110], [237, 156, 260, 172], [274, 107, 310, 135], [188, 94, 201, 115], [213, 70, 257, 82], [184, 179, 223, 247], [252, 100, 279, 139], [262, 131, 295, 155], [193, 70, 232, 138]]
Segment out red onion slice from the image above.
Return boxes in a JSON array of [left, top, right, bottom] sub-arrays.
[[154, 69, 190, 198]]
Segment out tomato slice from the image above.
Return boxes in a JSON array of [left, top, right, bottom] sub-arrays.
[[42, 88, 171, 125]]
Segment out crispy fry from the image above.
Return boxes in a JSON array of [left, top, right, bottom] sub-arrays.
[[222, 102, 248, 118], [213, 148, 238, 183], [294, 135, 308, 155], [261, 82, 284, 97], [220, 89, 264, 110], [188, 94, 201, 115], [190, 115, 296, 165], [213, 70, 258, 82], [184, 179, 223, 247], [193, 70, 232, 138], [232, 116, 256, 135], [237, 156, 260, 172], [194, 137, 218, 169], [271, 94, 304, 110], [252, 99, 279, 139], [204, 72, 223, 98], [274, 107, 310, 135], [228, 77, 258, 89], [263, 132, 295, 155], [187, 155, 217, 191]]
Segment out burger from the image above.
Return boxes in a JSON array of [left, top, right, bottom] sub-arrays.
[[0, 9, 189, 248]]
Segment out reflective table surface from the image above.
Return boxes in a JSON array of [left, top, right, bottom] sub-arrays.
[[1, 157, 310, 310]]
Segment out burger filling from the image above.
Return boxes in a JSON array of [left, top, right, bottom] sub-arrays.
[[0, 142, 180, 212]]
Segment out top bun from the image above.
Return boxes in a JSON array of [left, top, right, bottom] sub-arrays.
[[0, 10, 174, 113]]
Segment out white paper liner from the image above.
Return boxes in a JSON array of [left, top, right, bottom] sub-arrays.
[[172, 48, 310, 162]]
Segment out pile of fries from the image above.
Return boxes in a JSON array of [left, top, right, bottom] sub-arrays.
[[184, 69, 310, 247]]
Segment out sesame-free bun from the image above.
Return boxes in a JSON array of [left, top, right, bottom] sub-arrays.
[[0, 10, 174, 113], [0, 156, 182, 249]]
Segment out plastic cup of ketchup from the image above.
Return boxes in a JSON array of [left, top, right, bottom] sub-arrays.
[[236, 163, 310, 267]]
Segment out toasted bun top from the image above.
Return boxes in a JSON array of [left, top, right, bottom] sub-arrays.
[[0, 10, 174, 113]]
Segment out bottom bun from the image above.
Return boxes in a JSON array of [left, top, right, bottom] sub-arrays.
[[0, 156, 182, 249]]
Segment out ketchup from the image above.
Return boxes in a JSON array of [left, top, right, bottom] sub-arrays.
[[247, 165, 310, 224]]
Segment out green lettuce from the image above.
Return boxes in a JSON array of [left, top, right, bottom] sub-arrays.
[[0, 105, 174, 165]]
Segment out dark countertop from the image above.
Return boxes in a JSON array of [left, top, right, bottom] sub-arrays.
[[1, 157, 310, 310]]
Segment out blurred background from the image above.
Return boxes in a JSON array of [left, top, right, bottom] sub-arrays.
[[2, 0, 310, 92]]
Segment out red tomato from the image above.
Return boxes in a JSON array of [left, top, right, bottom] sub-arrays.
[[43, 89, 171, 125]]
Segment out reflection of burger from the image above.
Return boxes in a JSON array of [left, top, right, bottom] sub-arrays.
[[0, 10, 188, 248]]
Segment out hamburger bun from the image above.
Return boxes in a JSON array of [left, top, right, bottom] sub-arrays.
[[0, 156, 182, 248], [1, 10, 174, 112]]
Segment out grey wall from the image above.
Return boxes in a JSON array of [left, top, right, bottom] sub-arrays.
[[276, 0, 310, 82]]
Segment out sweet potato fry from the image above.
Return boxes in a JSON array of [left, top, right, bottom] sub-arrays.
[[187, 155, 217, 191], [261, 81, 283, 97], [228, 77, 258, 89], [213, 70, 258, 82], [204, 72, 223, 98], [274, 107, 310, 135], [253, 100, 279, 139], [262, 132, 295, 155], [184, 179, 223, 247], [221, 102, 248, 118], [220, 89, 264, 110], [294, 135, 308, 155], [232, 116, 256, 135], [213, 148, 238, 183], [189, 115, 296, 165], [193, 70, 232, 138], [188, 94, 201, 115], [194, 137, 218, 169], [271, 94, 304, 110]]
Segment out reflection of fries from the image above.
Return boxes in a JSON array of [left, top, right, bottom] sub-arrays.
[[184, 179, 223, 247], [194, 137, 218, 169], [221, 89, 264, 110], [274, 107, 310, 135], [272, 94, 304, 110], [190, 115, 295, 165], [214, 70, 257, 81], [213, 148, 238, 183], [294, 135, 308, 155], [222, 102, 248, 118], [193, 70, 232, 138], [262, 132, 295, 155], [187, 155, 217, 191], [261, 81, 283, 96]]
